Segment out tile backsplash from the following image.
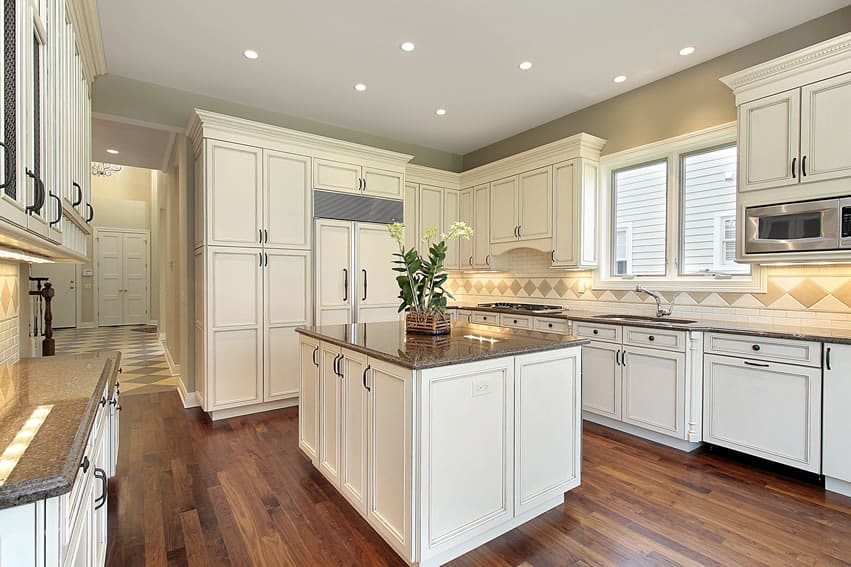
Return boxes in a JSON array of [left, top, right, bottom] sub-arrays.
[[0, 262, 19, 364], [447, 249, 851, 331]]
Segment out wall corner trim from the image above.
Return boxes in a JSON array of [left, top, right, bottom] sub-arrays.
[[66, 0, 108, 82]]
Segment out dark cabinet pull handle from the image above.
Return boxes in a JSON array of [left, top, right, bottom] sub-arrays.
[[94, 468, 107, 509], [49, 191, 62, 226], [826, 347, 831, 371], [744, 360, 770, 368], [343, 269, 348, 302], [312, 346, 319, 367], [792, 157, 797, 178], [552, 250, 556, 263], [0, 141, 8, 189], [25, 169, 45, 214], [801, 155, 807, 176], [80, 456, 90, 473], [259, 229, 263, 244], [72, 182, 83, 206], [86, 203, 94, 224], [99, 396, 107, 407], [110, 398, 121, 411], [485, 255, 490, 266], [362, 365, 371, 391], [468, 256, 473, 266], [622, 350, 627, 366], [362, 269, 368, 301], [259, 252, 263, 267], [616, 350, 621, 366], [752, 344, 760, 351]]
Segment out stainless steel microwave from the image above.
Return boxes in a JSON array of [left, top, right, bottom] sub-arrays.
[[745, 197, 851, 254]]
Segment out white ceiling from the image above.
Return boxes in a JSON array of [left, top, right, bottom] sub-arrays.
[[92, 115, 177, 171], [97, 0, 851, 155]]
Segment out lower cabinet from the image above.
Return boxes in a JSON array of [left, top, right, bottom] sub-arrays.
[[824, 343, 851, 495], [298, 336, 321, 463], [621, 346, 686, 437], [582, 340, 622, 420]]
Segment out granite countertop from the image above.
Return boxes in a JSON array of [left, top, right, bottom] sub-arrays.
[[0, 351, 120, 510], [451, 305, 851, 345], [296, 320, 588, 369]]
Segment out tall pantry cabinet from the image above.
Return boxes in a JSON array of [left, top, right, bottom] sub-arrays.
[[189, 110, 412, 420]]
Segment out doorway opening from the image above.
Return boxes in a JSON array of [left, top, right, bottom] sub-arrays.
[[95, 228, 150, 326]]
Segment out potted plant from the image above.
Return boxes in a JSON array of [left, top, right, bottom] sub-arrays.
[[387, 221, 473, 335]]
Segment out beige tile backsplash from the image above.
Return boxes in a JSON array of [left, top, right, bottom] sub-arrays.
[[0, 262, 19, 365], [447, 249, 851, 331]]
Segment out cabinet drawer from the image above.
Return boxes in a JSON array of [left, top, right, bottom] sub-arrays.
[[705, 333, 821, 367], [470, 312, 498, 326], [573, 321, 620, 343], [455, 309, 473, 323], [499, 313, 531, 329], [623, 327, 686, 352], [534, 317, 571, 334]]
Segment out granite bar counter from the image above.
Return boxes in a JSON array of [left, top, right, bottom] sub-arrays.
[[0, 351, 120, 509]]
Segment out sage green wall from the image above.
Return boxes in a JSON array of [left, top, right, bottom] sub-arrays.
[[91, 75, 463, 172], [462, 6, 851, 170]]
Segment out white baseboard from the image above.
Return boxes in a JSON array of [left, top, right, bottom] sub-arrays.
[[208, 398, 297, 421], [148, 319, 158, 326], [826, 477, 851, 498], [583, 412, 703, 453], [77, 322, 97, 329], [161, 339, 181, 376], [177, 378, 200, 408]]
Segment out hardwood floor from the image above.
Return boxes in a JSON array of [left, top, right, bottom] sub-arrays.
[[107, 390, 851, 566]]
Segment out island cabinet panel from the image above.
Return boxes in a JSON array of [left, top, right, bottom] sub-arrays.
[[298, 336, 321, 463], [514, 350, 581, 515], [341, 349, 370, 515], [319, 343, 343, 485]]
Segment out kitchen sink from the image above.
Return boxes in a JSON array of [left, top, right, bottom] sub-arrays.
[[591, 314, 697, 325]]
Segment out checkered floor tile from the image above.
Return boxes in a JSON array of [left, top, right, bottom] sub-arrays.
[[54, 326, 179, 396]]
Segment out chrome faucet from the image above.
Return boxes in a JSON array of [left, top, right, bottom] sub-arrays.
[[635, 285, 673, 318]]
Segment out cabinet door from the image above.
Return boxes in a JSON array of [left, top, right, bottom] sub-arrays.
[[314, 158, 361, 194], [517, 167, 552, 240], [800, 73, 851, 184], [298, 337, 321, 463], [824, 344, 851, 483], [264, 250, 311, 402], [418, 185, 443, 257], [515, 349, 580, 515], [356, 222, 400, 323], [363, 167, 403, 199], [264, 150, 311, 249], [444, 189, 460, 270], [403, 183, 419, 249], [367, 359, 413, 561], [65, 493, 92, 567], [315, 220, 353, 326], [340, 349, 369, 514], [207, 248, 263, 409], [472, 184, 491, 268], [489, 176, 518, 243], [319, 343, 342, 485], [206, 140, 263, 246], [581, 341, 622, 419], [458, 189, 474, 268], [703, 354, 821, 473], [552, 160, 577, 266], [738, 90, 800, 192], [621, 346, 686, 438], [92, 426, 110, 567]]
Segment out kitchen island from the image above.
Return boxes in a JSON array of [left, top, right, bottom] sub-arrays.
[[296, 320, 587, 567]]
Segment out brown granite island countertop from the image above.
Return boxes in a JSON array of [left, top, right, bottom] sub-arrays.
[[0, 351, 120, 510], [296, 320, 588, 369]]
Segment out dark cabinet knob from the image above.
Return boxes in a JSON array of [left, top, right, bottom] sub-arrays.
[[752, 344, 761, 351], [548, 323, 553, 328], [513, 319, 518, 324], [649, 336, 655, 341], [593, 329, 599, 335], [80, 456, 90, 473]]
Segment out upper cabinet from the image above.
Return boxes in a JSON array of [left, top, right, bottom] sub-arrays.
[[403, 165, 463, 270], [799, 73, 851, 184], [738, 90, 800, 193], [489, 168, 552, 244], [552, 159, 599, 269], [315, 159, 404, 199]]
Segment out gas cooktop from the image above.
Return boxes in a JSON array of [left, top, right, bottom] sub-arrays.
[[477, 302, 566, 314]]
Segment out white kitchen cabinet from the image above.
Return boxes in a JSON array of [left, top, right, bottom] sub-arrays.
[[314, 158, 403, 198], [581, 340, 622, 420], [459, 188, 474, 268], [319, 343, 343, 486], [403, 183, 419, 249], [363, 166, 404, 199], [418, 185, 444, 256], [356, 223, 401, 323], [341, 349, 369, 515], [823, 343, 851, 496], [315, 220, 353, 326], [205, 140, 264, 246], [799, 73, 851, 183], [444, 189, 460, 269], [264, 149, 311, 249], [621, 346, 686, 438], [490, 176, 518, 243], [472, 184, 491, 268], [737, 90, 800, 193], [489, 167, 552, 244], [552, 159, 598, 268], [298, 336, 321, 464], [703, 354, 821, 473]]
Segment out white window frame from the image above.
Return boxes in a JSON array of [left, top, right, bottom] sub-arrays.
[[614, 224, 632, 276], [713, 214, 739, 272], [594, 122, 766, 293]]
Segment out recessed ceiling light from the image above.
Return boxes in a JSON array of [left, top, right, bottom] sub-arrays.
[[106, 149, 119, 155], [400, 41, 415, 52], [679, 46, 695, 56], [435, 108, 447, 116], [613, 75, 627, 84], [243, 49, 259, 60], [519, 61, 533, 71], [354, 83, 367, 92]]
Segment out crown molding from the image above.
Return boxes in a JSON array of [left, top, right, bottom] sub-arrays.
[[66, 0, 108, 83], [720, 32, 851, 104], [460, 132, 607, 188], [187, 109, 414, 168], [405, 164, 461, 189]]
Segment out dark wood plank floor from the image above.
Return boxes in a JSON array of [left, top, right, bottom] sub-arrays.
[[107, 390, 851, 566]]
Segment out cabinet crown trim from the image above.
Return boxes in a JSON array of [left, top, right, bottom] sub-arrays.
[[187, 109, 414, 167], [405, 164, 461, 188], [460, 133, 606, 188], [66, 0, 108, 83], [720, 32, 851, 93]]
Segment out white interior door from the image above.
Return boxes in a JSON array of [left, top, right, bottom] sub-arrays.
[[356, 223, 400, 323], [29, 263, 77, 328], [97, 230, 150, 327], [316, 220, 353, 326], [123, 234, 149, 325]]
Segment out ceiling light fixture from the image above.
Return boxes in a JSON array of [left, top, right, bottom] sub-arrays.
[[243, 49, 259, 60], [91, 162, 123, 177], [400, 41, 415, 52], [354, 83, 367, 92], [679, 46, 695, 56], [519, 61, 533, 71], [435, 108, 447, 116], [105, 149, 119, 155], [613, 75, 627, 84]]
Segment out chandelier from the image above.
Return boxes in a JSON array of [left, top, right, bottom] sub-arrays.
[[91, 162, 122, 177]]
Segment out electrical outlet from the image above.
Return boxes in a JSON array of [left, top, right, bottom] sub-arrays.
[[472, 379, 490, 397]]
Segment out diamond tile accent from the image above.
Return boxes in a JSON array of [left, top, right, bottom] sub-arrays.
[[523, 280, 536, 296], [787, 279, 829, 308], [497, 281, 509, 294], [538, 280, 552, 297], [554, 280, 569, 297], [510, 280, 522, 295]]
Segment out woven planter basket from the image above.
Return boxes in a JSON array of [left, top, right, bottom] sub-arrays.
[[405, 311, 451, 335]]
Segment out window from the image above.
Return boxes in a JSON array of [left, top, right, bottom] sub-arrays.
[[680, 145, 749, 275], [596, 124, 764, 292]]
